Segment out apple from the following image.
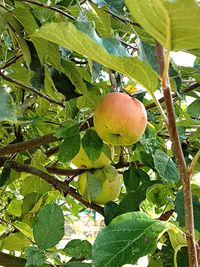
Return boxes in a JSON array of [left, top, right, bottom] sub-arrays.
[[71, 145, 111, 169], [78, 165, 121, 205], [93, 92, 147, 146]]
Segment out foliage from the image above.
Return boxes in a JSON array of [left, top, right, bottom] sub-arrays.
[[0, 0, 200, 267]]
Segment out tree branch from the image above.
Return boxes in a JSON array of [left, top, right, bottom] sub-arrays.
[[17, 0, 76, 21], [0, 117, 93, 158], [156, 42, 198, 267], [108, 69, 117, 92], [0, 251, 26, 267], [8, 161, 104, 215], [0, 70, 65, 107], [0, 134, 59, 157], [0, 54, 23, 69]]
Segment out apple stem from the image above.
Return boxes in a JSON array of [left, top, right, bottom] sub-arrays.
[[155, 41, 198, 267]]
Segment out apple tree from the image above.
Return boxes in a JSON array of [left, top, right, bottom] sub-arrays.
[[0, 0, 200, 267]]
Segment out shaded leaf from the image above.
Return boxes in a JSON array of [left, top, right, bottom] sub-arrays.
[[138, 41, 159, 74], [0, 88, 17, 122], [50, 68, 81, 100], [0, 160, 11, 187], [94, 0, 125, 15], [26, 41, 45, 89], [64, 239, 92, 260], [0, 7, 7, 35], [175, 190, 200, 232], [104, 201, 118, 226]]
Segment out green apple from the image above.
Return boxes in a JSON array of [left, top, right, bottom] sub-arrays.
[[71, 145, 111, 169], [93, 92, 147, 146], [78, 165, 121, 205]]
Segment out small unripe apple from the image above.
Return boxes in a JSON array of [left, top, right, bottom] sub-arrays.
[[93, 92, 147, 146], [71, 145, 111, 169], [78, 165, 121, 205]]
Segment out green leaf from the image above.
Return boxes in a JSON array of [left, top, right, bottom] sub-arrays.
[[139, 151, 155, 170], [87, 3, 112, 37], [175, 190, 200, 232], [20, 176, 52, 196], [141, 184, 175, 216], [33, 203, 64, 249], [94, 0, 125, 15], [55, 122, 79, 139], [92, 212, 167, 267], [61, 60, 88, 96], [64, 263, 91, 267], [138, 41, 159, 74], [13, 222, 33, 240], [57, 122, 81, 162], [126, 0, 200, 51], [154, 150, 180, 182], [21, 193, 42, 214], [0, 7, 7, 35], [64, 239, 92, 260], [123, 166, 153, 194], [187, 99, 200, 119], [82, 129, 103, 162], [7, 199, 23, 217], [27, 41, 44, 89], [86, 173, 103, 201], [0, 88, 17, 122], [58, 134, 80, 163], [26, 246, 46, 266], [33, 22, 158, 92], [114, 192, 142, 216], [2, 232, 31, 251]]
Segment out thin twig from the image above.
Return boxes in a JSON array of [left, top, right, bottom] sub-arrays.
[[0, 54, 23, 69], [145, 82, 200, 110], [88, 0, 140, 28], [0, 69, 65, 107], [46, 166, 86, 176], [189, 148, 200, 177], [17, 0, 76, 21], [156, 41, 198, 267]]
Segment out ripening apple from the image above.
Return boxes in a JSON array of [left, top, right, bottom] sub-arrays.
[[93, 92, 147, 146], [78, 165, 121, 205], [71, 145, 111, 169]]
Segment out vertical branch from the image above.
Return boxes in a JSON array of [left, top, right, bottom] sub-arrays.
[[108, 69, 117, 92], [156, 42, 198, 267]]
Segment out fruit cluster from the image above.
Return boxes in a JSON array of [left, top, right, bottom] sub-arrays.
[[73, 92, 147, 205]]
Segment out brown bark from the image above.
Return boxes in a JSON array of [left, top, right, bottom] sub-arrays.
[[156, 42, 198, 267]]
